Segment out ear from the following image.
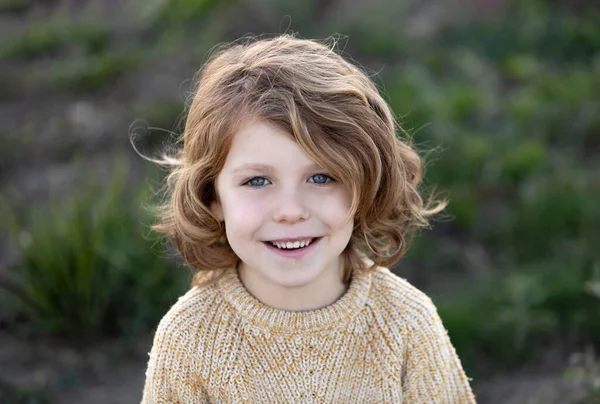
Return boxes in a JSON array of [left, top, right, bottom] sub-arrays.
[[210, 199, 224, 222]]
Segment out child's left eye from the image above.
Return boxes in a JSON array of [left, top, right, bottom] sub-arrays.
[[309, 174, 333, 184]]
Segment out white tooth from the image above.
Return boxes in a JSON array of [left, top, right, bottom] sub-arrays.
[[271, 239, 314, 249]]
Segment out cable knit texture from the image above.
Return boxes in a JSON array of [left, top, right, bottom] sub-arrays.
[[141, 265, 476, 403]]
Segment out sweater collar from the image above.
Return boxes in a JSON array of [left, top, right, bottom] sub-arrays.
[[217, 265, 372, 333]]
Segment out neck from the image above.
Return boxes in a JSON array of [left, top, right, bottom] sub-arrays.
[[238, 262, 348, 311]]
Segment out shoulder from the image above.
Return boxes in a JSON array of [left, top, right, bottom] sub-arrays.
[[143, 283, 222, 401], [368, 266, 442, 330], [145, 283, 223, 381], [366, 267, 476, 401], [152, 282, 222, 347]]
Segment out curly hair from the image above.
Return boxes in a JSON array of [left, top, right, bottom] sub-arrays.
[[148, 34, 446, 286]]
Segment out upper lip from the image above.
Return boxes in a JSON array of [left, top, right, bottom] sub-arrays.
[[266, 236, 317, 243]]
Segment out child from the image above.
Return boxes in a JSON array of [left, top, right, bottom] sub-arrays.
[[141, 34, 476, 403]]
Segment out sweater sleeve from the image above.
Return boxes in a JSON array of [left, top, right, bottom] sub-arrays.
[[401, 297, 476, 403], [141, 305, 210, 404]]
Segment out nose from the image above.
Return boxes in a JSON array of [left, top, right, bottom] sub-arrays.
[[272, 190, 310, 224]]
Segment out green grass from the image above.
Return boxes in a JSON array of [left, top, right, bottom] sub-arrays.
[[44, 52, 143, 93], [438, 257, 600, 374], [137, 0, 230, 29], [390, 0, 600, 377], [1, 22, 111, 59], [0, 377, 50, 404], [0, 156, 189, 339], [0, 0, 30, 12]]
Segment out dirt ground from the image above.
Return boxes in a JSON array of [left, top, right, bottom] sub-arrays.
[[0, 330, 150, 403]]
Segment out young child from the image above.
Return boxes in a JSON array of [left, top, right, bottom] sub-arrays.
[[141, 34, 476, 403]]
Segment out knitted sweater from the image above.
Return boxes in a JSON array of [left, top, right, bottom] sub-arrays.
[[141, 265, 476, 403]]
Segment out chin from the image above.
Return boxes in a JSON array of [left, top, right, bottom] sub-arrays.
[[265, 266, 322, 289]]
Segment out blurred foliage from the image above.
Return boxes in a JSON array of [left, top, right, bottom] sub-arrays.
[[1, 21, 111, 59], [0, 377, 50, 404], [565, 347, 600, 403], [137, 101, 186, 134], [137, 0, 231, 30], [42, 51, 143, 93], [438, 260, 600, 370], [394, 0, 600, 377], [0, 0, 599, 393], [0, 0, 30, 13], [0, 157, 189, 339]]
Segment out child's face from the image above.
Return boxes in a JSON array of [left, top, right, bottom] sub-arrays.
[[211, 120, 354, 291]]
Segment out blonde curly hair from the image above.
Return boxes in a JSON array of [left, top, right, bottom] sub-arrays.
[[149, 34, 445, 287]]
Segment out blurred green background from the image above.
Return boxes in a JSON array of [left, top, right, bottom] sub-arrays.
[[0, 0, 599, 403]]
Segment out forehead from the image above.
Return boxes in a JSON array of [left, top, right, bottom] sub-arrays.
[[223, 120, 316, 170]]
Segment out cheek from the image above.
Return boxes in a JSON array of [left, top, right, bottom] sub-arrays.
[[221, 192, 267, 233], [314, 188, 353, 227]]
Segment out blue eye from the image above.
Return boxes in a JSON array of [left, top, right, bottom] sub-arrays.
[[309, 174, 333, 184], [245, 177, 271, 187], [244, 174, 333, 187]]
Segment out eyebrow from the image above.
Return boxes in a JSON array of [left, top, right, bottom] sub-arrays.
[[231, 163, 323, 175]]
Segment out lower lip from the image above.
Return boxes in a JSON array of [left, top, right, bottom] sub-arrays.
[[263, 237, 322, 259]]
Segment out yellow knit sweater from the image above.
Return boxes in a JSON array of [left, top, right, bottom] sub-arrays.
[[142, 265, 476, 403]]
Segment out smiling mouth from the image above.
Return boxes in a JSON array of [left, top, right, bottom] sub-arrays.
[[264, 237, 319, 250]]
